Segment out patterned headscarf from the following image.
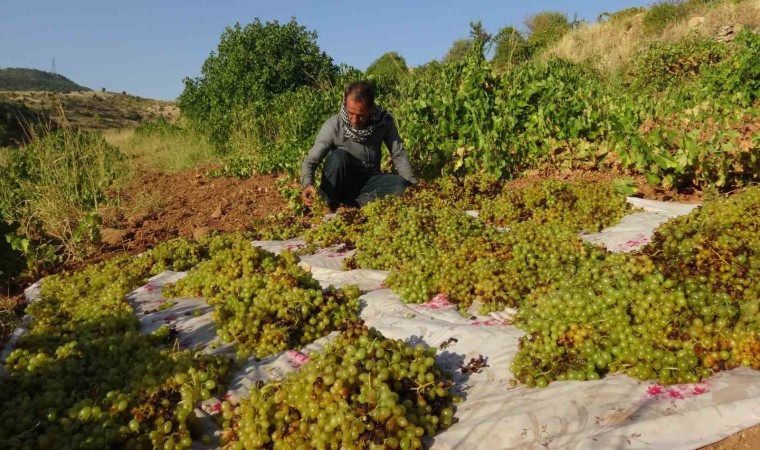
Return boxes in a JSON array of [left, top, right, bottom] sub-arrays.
[[340, 103, 392, 144]]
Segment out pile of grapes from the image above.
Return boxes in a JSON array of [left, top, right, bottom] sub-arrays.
[[219, 321, 456, 450], [163, 237, 361, 359], [512, 187, 760, 386], [385, 221, 600, 311], [479, 180, 632, 232], [0, 236, 235, 449], [306, 180, 629, 311]]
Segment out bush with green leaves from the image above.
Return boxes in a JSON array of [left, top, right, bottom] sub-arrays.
[[492, 26, 530, 69], [629, 37, 728, 91], [700, 30, 760, 105], [642, 0, 690, 35], [177, 18, 338, 150], [0, 216, 24, 288], [443, 38, 474, 62], [226, 68, 362, 177], [397, 39, 504, 178], [365, 51, 409, 95], [524, 11, 573, 53]]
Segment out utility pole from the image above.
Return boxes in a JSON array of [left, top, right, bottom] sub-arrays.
[[52, 57, 56, 74]]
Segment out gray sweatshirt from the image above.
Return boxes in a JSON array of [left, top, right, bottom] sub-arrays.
[[300, 114, 418, 187]]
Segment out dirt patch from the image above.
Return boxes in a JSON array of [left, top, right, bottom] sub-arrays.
[[99, 167, 287, 253], [702, 425, 760, 450]]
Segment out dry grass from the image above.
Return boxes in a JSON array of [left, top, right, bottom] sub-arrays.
[[103, 124, 219, 174], [99, 187, 167, 228], [0, 295, 23, 349], [545, 0, 760, 76]]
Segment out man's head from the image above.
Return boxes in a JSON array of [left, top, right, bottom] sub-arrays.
[[344, 81, 375, 129]]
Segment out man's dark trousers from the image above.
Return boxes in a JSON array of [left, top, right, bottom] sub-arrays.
[[318, 149, 410, 209]]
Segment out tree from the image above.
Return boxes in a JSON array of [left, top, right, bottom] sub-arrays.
[[492, 26, 530, 69], [177, 18, 338, 149], [443, 39, 474, 62], [366, 52, 409, 82], [524, 11, 572, 53]]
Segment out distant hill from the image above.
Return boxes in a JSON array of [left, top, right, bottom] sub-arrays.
[[0, 90, 179, 136], [0, 68, 90, 92]]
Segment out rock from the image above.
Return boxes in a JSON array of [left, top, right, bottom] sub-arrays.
[[716, 24, 744, 42], [211, 205, 223, 219], [688, 16, 705, 29], [192, 227, 211, 239], [100, 228, 130, 245]]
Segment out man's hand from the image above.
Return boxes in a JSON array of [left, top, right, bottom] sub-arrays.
[[301, 184, 317, 206]]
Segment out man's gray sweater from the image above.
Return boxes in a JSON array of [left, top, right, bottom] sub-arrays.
[[300, 114, 418, 187]]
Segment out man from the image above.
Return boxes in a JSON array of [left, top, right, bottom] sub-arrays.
[[300, 81, 417, 210]]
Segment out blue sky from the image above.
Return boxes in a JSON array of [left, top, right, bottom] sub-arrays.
[[1, 1, 650, 100]]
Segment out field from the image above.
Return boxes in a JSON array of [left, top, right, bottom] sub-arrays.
[[2, 0, 760, 448]]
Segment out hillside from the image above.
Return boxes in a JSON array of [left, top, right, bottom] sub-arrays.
[[0, 90, 179, 134], [544, 0, 760, 75], [0, 67, 90, 92]]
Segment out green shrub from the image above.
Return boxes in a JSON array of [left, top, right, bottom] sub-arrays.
[[642, 1, 690, 35], [443, 39, 474, 62], [700, 30, 760, 105], [134, 117, 183, 137], [365, 52, 409, 94], [0, 214, 24, 288], [492, 26, 531, 69], [397, 39, 504, 178], [629, 37, 728, 90], [497, 59, 616, 169], [226, 69, 362, 177], [618, 97, 760, 190], [525, 11, 573, 52], [177, 18, 338, 150], [597, 7, 646, 24]]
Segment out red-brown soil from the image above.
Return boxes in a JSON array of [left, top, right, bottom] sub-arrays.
[[99, 167, 288, 253]]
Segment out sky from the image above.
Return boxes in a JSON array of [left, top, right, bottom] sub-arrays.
[[0, 1, 652, 101]]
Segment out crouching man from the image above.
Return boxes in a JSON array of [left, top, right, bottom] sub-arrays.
[[300, 81, 417, 210]]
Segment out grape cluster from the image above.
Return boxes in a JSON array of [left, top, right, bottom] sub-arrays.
[[163, 238, 361, 359], [304, 208, 365, 250], [220, 321, 456, 450], [253, 197, 328, 241], [388, 222, 598, 311], [0, 237, 233, 449], [348, 199, 484, 272], [644, 187, 760, 296], [512, 187, 760, 386], [332, 182, 617, 311], [479, 180, 631, 232]]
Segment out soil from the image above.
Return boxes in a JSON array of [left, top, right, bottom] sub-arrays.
[[702, 426, 760, 450], [98, 166, 287, 254]]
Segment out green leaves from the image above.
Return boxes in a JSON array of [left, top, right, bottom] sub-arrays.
[[178, 18, 339, 150]]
